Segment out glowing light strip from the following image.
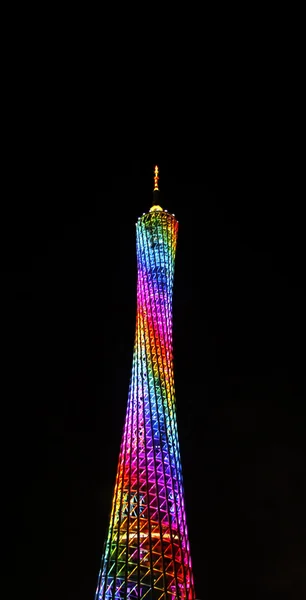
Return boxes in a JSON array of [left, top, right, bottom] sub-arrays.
[[95, 206, 195, 599], [153, 165, 159, 191]]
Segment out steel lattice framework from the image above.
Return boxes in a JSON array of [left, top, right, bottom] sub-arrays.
[[95, 169, 195, 600]]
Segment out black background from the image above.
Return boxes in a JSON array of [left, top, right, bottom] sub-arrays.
[[1, 17, 305, 599]]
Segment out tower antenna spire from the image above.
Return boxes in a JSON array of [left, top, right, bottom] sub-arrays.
[[150, 164, 163, 211], [153, 165, 159, 191]]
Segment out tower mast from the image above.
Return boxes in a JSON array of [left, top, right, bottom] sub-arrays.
[[151, 165, 163, 212]]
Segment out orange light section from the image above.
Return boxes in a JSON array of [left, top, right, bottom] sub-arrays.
[[153, 165, 159, 191]]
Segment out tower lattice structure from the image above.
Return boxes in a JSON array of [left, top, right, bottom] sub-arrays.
[[95, 167, 196, 599]]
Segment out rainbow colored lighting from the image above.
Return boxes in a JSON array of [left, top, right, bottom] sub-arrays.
[[95, 169, 195, 599]]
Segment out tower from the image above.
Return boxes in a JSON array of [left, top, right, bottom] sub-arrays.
[[95, 167, 196, 599]]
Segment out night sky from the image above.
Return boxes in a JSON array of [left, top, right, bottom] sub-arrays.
[[2, 73, 305, 598]]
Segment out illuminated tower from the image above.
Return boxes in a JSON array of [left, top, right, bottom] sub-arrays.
[[95, 167, 196, 599]]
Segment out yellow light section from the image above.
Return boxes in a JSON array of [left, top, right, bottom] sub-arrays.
[[149, 205, 163, 212], [153, 165, 159, 191]]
